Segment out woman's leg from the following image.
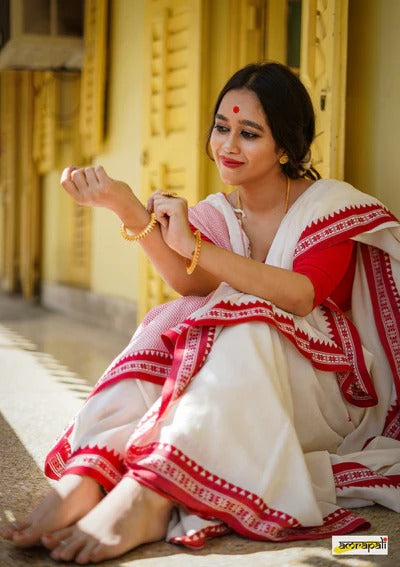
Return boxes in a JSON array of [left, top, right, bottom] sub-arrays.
[[2, 379, 161, 547], [45, 477, 173, 564]]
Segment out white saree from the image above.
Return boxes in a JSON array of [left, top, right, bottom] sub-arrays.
[[45, 180, 400, 547]]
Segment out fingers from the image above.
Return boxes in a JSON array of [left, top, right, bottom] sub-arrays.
[[60, 165, 76, 185], [152, 191, 186, 209], [60, 165, 103, 187], [71, 168, 89, 192], [60, 165, 107, 205], [84, 166, 99, 187], [146, 191, 158, 213], [147, 190, 168, 224], [60, 165, 81, 200], [153, 192, 190, 237], [93, 164, 109, 183]]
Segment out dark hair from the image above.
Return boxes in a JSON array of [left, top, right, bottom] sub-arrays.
[[206, 62, 320, 180]]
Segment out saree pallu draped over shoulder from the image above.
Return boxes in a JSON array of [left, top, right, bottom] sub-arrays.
[[45, 180, 400, 547]]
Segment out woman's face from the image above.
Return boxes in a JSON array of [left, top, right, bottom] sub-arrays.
[[210, 88, 283, 188]]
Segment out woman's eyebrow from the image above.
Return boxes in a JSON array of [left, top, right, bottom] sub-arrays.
[[239, 119, 264, 132], [215, 113, 264, 132]]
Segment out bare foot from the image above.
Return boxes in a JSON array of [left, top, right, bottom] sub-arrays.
[[45, 477, 173, 564], [2, 475, 103, 548]]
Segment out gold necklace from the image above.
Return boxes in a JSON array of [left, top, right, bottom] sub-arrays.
[[236, 176, 291, 217]]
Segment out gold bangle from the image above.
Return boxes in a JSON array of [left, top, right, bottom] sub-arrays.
[[120, 213, 158, 242], [186, 230, 202, 275]]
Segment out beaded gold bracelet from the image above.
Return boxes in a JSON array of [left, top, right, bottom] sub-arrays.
[[120, 213, 158, 242], [186, 229, 202, 275]]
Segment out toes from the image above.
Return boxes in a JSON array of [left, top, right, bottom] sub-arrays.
[[12, 520, 30, 531], [88, 543, 113, 564], [12, 526, 41, 548], [0, 523, 15, 540], [1, 519, 35, 544], [41, 533, 57, 550], [75, 540, 101, 565], [50, 534, 87, 562], [41, 526, 74, 550]]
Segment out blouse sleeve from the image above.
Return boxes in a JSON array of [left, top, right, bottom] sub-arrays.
[[293, 240, 356, 309]]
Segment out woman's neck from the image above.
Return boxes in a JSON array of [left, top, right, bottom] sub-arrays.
[[237, 173, 288, 215]]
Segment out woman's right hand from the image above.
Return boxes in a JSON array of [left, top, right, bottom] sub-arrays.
[[60, 165, 134, 212], [147, 190, 195, 258]]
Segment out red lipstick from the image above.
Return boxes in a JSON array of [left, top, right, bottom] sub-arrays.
[[220, 156, 244, 168]]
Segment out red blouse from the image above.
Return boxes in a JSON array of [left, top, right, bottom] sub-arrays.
[[293, 240, 356, 310], [191, 221, 356, 311]]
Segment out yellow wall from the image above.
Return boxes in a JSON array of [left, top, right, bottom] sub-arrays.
[[91, 0, 145, 302], [42, 170, 69, 283], [345, 0, 400, 216], [41, 0, 146, 303]]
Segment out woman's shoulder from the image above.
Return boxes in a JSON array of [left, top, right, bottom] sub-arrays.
[[303, 177, 381, 205], [190, 192, 227, 211], [287, 177, 394, 228]]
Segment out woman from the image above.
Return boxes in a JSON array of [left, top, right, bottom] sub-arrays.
[[2, 62, 400, 564]]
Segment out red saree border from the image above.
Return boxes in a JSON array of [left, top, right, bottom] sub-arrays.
[[294, 203, 397, 260], [321, 301, 377, 406], [185, 299, 378, 407], [125, 442, 368, 543], [362, 245, 400, 401], [45, 424, 74, 480], [45, 437, 126, 493], [161, 325, 216, 409], [188, 300, 348, 370], [90, 350, 172, 398], [62, 445, 125, 492], [333, 461, 400, 490], [169, 524, 231, 548], [383, 403, 400, 440]]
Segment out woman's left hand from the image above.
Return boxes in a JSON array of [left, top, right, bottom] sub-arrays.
[[148, 191, 195, 258]]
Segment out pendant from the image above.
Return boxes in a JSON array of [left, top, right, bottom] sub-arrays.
[[232, 207, 247, 219]]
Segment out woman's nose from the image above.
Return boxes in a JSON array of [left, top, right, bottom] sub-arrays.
[[222, 132, 240, 154]]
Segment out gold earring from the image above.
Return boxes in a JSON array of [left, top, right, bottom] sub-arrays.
[[279, 155, 289, 165]]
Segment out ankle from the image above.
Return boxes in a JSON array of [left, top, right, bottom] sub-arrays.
[[56, 474, 103, 500], [142, 485, 173, 516]]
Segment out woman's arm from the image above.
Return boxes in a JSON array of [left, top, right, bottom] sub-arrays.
[[60, 165, 314, 314], [60, 166, 222, 296], [152, 189, 315, 316], [185, 240, 315, 316]]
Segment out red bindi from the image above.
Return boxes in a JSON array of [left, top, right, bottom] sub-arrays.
[[233, 106, 240, 113]]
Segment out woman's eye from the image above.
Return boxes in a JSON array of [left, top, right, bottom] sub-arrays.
[[241, 130, 258, 139], [214, 124, 229, 133]]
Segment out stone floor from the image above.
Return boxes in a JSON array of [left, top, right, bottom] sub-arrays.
[[0, 292, 130, 387], [0, 292, 398, 566]]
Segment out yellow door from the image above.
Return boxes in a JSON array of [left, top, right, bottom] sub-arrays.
[[204, 0, 267, 196], [0, 71, 19, 292], [139, 0, 203, 317], [300, 0, 349, 179], [264, 0, 349, 178], [19, 71, 41, 298], [139, 0, 268, 316], [138, 0, 349, 317], [80, 0, 108, 159], [228, 0, 266, 70]]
